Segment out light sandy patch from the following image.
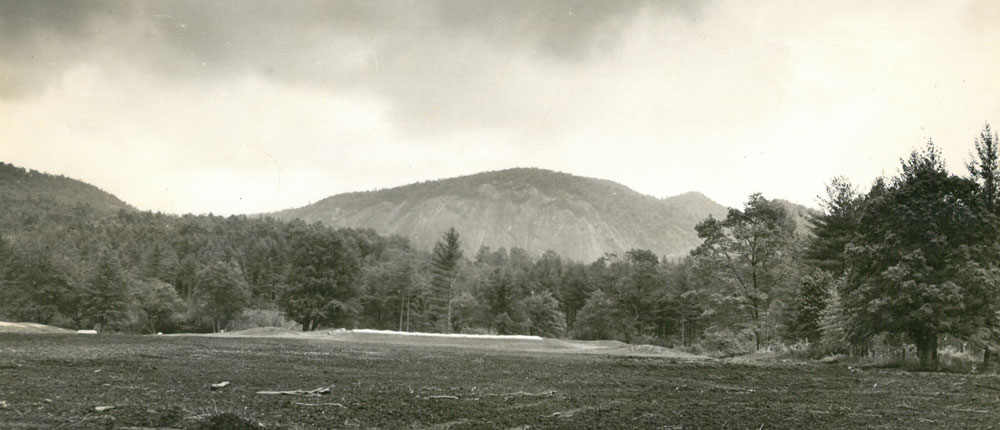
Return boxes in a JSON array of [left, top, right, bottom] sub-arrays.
[[0, 321, 74, 333]]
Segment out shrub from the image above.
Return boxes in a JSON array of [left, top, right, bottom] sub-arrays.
[[230, 309, 301, 331], [698, 327, 755, 356]]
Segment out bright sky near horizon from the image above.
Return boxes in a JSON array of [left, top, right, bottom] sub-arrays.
[[2, 0, 999, 215]]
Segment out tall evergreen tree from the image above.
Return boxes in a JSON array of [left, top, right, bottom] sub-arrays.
[[968, 123, 1000, 210], [967, 123, 1000, 369], [430, 227, 463, 332], [793, 177, 862, 347], [804, 177, 862, 275], [845, 142, 998, 368], [86, 252, 131, 332], [789, 269, 833, 343]]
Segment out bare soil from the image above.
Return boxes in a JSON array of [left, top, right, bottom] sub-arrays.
[[0, 333, 997, 429]]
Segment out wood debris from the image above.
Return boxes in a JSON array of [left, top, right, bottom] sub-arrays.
[[488, 390, 556, 399], [210, 381, 230, 390], [292, 402, 346, 407], [256, 386, 331, 396]]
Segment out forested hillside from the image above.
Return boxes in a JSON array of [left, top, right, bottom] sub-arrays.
[[271, 168, 729, 261], [0, 163, 132, 224]]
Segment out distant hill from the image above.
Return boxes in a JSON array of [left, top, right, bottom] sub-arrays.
[[0, 163, 133, 227], [774, 199, 822, 238], [0, 162, 817, 261], [271, 168, 730, 261]]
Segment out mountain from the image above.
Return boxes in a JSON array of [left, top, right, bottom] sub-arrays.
[[0, 162, 133, 227], [774, 199, 822, 238], [271, 168, 729, 261]]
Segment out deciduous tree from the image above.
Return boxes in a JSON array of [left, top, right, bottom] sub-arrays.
[[519, 292, 566, 338], [693, 193, 798, 350], [281, 222, 361, 331], [196, 260, 250, 332]]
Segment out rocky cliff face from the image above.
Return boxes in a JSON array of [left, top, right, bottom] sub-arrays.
[[272, 168, 729, 261]]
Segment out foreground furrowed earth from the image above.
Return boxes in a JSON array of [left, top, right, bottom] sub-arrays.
[[0, 333, 998, 429]]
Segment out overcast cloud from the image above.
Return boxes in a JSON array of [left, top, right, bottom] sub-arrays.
[[1, 0, 999, 214]]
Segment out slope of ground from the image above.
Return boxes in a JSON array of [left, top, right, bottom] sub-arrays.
[[0, 321, 74, 334], [272, 168, 728, 260], [775, 198, 822, 237], [0, 162, 134, 237], [0, 162, 132, 214], [203, 328, 707, 360], [0, 334, 995, 429]]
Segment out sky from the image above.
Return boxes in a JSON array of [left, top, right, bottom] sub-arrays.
[[2, 0, 999, 215]]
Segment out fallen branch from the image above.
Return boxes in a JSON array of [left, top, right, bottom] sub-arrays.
[[257, 386, 331, 396], [948, 407, 992, 414], [545, 406, 591, 419], [488, 390, 556, 399], [424, 395, 459, 400], [210, 381, 230, 390], [293, 402, 346, 408]]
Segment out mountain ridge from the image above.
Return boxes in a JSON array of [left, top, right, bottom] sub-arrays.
[[271, 168, 731, 261], [0, 162, 133, 215], [0, 161, 817, 262]]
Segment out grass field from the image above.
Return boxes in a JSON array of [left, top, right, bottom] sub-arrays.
[[1, 333, 998, 429]]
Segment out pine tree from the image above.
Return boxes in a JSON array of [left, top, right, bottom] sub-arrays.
[[430, 227, 463, 332], [818, 278, 848, 355], [804, 177, 862, 275], [967, 123, 1000, 369], [968, 123, 1000, 210], [791, 269, 833, 343], [86, 252, 130, 332], [845, 142, 997, 368]]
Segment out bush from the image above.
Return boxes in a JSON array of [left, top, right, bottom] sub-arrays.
[[493, 312, 520, 335], [697, 327, 755, 356], [130, 279, 185, 334], [230, 309, 301, 331]]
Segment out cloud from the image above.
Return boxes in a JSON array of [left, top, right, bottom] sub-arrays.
[[0, 0, 707, 134], [1, 0, 998, 215], [0, 1, 133, 97]]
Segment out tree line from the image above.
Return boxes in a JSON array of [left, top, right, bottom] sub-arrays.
[[0, 124, 997, 369]]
